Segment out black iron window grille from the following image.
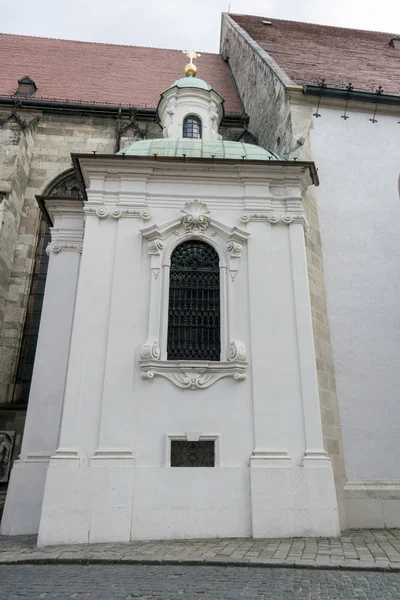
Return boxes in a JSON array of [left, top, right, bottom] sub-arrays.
[[167, 241, 220, 361], [182, 115, 202, 139], [171, 440, 215, 467]]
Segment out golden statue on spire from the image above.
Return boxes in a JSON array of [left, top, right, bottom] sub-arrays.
[[183, 49, 201, 77]]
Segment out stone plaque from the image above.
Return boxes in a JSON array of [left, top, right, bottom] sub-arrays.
[[0, 431, 15, 483]]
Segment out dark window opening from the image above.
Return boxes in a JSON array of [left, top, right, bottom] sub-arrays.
[[49, 173, 82, 197], [167, 241, 220, 361], [183, 115, 202, 139], [171, 440, 215, 467]]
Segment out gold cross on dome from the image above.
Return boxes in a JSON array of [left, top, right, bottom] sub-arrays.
[[183, 49, 201, 65]]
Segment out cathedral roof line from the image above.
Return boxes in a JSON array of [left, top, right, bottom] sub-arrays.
[[0, 33, 243, 114], [229, 13, 400, 96]]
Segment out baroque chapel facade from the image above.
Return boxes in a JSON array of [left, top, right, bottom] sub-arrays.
[[0, 13, 399, 540]]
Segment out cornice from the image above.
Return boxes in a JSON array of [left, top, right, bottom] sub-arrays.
[[46, 227, 84, 254], [72, 154, 318, 187], [83, 204, 151, 220], [240, 210, 308, 230], [36, 196, 84, 227]]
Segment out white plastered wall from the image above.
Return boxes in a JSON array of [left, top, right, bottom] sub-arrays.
[[1, 201, 84, 535], [310, 107, 400, 527], [158, 87, 223, 141]]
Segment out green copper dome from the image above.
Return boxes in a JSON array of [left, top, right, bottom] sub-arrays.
[[172, 75, 212, 91], [118, 138, 282, 161]]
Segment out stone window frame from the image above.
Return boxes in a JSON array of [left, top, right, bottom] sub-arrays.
[[140, 199, 249, 390]]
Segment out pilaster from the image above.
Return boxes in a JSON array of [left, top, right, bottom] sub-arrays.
[[244, 202, 339, 538], [1, 199, 84, 535], [38, 199, 149, 545]]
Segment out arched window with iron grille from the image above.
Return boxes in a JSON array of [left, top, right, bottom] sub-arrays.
[[167, 241, 220, 361], [182, 115, 202, 139]]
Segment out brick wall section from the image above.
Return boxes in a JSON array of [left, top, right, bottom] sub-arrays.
[[221, 14, 347, 526]]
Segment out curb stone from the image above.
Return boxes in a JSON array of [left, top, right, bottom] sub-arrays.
[[1, 556, 400, 571]]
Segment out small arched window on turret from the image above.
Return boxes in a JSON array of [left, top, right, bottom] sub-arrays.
[[183, 115, 202, 139]]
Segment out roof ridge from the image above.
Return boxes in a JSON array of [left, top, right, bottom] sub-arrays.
[[230, 13, 397, 38], [0, 31, 218, 55]]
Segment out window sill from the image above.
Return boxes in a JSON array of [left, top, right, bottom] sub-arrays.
[[140, 359, 247, 390]]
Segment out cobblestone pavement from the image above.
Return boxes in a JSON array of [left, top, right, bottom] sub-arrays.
[[1, 564, 400, 599], [1, 530, 400, 570]]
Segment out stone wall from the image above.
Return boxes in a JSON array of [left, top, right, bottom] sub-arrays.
[[0, 113, 37, 404], [221, 13, 347, 526], [220, 14, 294, 156], [0, 408, 26, 520]]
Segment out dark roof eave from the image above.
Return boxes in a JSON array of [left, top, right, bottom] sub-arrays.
[[36, 194, 84, 227], [0, 96, 246, 126], [304, 85, 400, 106]]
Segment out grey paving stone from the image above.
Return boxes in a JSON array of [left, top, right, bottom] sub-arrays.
[[2, 565, 400, 599], [2, 530, 400, 571]]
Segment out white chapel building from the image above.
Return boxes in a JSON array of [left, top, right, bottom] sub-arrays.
[[1, 57, 340, 544]]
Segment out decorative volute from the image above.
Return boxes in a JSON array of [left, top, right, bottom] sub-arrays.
[[157, 51, 224, 141]]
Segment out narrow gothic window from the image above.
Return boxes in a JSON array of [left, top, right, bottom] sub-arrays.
[[183, 115, 202, 139], [167, 241, 220, 361]]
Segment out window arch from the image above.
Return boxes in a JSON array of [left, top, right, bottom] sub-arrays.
[[45, 169, 82, 198], [167, 240, 220, 361], [183, 115, 202, 139]]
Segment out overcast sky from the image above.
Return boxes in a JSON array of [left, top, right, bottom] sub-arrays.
[[1, 0, 399, 52]]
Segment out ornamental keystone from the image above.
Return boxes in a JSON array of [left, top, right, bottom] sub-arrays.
[[181, 199, 210, 233]]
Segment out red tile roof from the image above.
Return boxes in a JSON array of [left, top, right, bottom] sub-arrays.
[[0, 33, 243, 114], [231, 14, 400, 95]]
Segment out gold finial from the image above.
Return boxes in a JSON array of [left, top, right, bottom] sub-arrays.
[[183, 49, 201, 77]]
